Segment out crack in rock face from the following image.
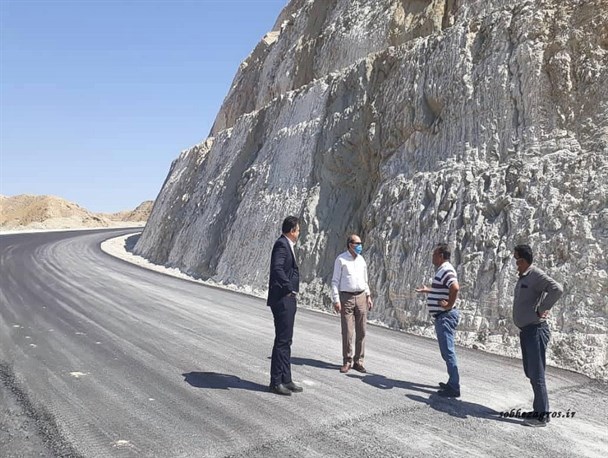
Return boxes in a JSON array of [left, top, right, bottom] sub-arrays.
[[135, 0, 608, 380]]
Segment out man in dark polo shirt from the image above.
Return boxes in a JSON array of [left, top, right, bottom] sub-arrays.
[[513, 244, 563, 427]]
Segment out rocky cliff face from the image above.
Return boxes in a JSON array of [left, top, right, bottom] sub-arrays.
[[135, 0, 608, 379]]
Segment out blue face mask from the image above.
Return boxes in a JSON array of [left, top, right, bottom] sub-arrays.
[[354, 244, 363, 255]]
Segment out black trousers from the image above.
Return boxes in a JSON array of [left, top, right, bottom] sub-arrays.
[[520, 322, 551, 420], [270, 295, 297, 386]]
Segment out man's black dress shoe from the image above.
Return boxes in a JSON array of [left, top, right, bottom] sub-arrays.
[[437, 387, 460, 398], [352, 363, 367, 373], [284, 381, 303, 393], [439, 382, 448, 389], [269, 384, 292, 396], [522, 418, 548, 427]]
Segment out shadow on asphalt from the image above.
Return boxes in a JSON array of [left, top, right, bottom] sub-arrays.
[[182, 372, 268, 392], [290, 357, 342, 370], [345, 374, 520, 424], [407, 393, 521, 424], [346, 373, 437, 394]]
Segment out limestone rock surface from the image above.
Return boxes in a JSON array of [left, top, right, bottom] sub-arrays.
[[135, 0, 608, 379]]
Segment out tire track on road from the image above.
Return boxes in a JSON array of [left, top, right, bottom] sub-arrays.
[[0, 362, 83, 458]]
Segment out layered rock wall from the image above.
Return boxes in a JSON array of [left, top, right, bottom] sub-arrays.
[[136, 0, 608, 378]]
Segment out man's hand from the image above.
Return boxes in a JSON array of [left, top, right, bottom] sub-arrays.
[[367, 296, 374, 311], [439, 299, 452, 310], [334, 302, 341, 313], [415, 286, 430, 293], [537, 309, 550, 319]]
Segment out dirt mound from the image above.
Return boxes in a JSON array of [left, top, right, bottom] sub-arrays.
[[101, 200, 154, 222], [0, 195, 152, 230]]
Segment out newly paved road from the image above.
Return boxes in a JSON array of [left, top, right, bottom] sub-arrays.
[[1, 229, 606, 457]]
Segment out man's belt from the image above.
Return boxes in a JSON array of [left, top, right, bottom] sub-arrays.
[[340, 290, 365, 295], [434, 307, 457, 319]]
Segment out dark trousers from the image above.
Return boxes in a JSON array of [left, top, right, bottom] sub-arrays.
[[520, 322, 551, 420], [270, 295, 297, 386]]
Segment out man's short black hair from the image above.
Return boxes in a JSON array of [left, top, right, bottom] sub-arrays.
[[435, 243, 451, 260], [514, 244, 533, 264], [282, 216, 299, 234]]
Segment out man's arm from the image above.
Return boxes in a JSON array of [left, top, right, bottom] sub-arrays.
[[442, 282, 460, 309], [364, 261, 373, 310], [270, 240, 291, 291], [331, 257, 342, 312], [537, 270, 564, 315]]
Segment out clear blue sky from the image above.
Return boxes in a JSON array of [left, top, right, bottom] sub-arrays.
[[0, 0, 287, 212]]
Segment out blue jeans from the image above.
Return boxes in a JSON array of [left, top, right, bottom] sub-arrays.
[[520, 322, 550, 420], [434, 309, 460, 392]]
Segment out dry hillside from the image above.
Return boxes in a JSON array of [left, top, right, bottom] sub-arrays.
[[100, 200, 154, 222], [0, 195, 152, 230]]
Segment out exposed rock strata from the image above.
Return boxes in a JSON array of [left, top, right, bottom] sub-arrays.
[[136, 0, 608, 379]]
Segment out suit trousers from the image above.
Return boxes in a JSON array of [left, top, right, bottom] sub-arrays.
[[340, 291, 367, 365], [270, 295, 297, 386]]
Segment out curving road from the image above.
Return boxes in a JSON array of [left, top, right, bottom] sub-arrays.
[[0, 229, 606, 457]]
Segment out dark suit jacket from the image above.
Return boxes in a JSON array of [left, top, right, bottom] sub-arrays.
[[267, 235, 299, 306]]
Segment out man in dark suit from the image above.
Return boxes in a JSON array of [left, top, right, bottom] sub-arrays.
[[267, 216, 303, 396]]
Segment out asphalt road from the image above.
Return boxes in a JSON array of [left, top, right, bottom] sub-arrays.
[[1, 229, 606, 457]]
